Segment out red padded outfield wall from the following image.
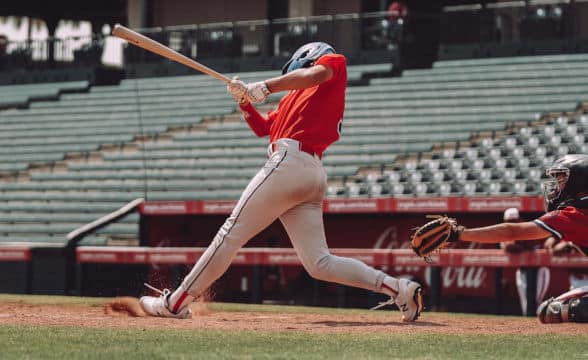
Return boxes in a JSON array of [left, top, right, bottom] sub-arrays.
[[138, 196, 576, 308]]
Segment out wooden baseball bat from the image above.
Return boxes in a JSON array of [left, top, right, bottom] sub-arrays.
[[112, 24, 231, 83]]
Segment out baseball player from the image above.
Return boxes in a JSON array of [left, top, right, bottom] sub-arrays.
[[455, 154, 588, 322], [139, 42, 423, 321]]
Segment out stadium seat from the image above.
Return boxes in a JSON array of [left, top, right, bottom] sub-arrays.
[[347, 183, 367, 197], [564, 124, 578, 137], [513, 181, 537, 195], [413, 182, 430, 196], [326, 184, 347, 198], [494, 158, 508, 169], [452, 169, 468, 183], [385, 171, 403, 183], [510, 147, 526, 159], [502, 168, 519, 182], [487, 182, 509, 195], [462, 182, 478, 195], [369, 183, 391, 197], [435, 182, 452, 196], [502, 137, 520, 150], [431, 171, 450, 183], [573, 134, 586, 146], [391, 183, 411, 196]]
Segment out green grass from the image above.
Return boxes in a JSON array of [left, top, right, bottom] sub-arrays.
[[0, 294, 587, 359], [1, 326, 586, 360]]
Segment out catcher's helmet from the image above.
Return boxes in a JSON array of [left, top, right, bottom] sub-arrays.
[[543, 154, 588, 211], [281, 42, 335, 74]]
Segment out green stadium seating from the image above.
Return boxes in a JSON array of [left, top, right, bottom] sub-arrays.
[[0, 57, 586, 245], [0, 81, 89, 108], [433, 53, 588, 68]]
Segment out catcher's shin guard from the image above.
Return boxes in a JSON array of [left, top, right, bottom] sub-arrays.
[[537, 295, 588, 323]]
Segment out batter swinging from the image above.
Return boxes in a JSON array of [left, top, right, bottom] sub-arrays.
[[140, 42, 423, 322]]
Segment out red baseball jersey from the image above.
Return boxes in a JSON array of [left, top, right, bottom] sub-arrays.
[[266, 54, 347, 157], [239, 54, 347, 158], [534, 203, 588, 249]]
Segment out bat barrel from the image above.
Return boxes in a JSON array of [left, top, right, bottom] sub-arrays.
[[112, 24, 230, 83]]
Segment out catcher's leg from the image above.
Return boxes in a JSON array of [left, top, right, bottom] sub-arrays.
[[537, 285, 588, 323]]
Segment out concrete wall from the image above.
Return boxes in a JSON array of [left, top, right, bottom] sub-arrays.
[[151, 0, 268, 26], [146, 0, 363, 27]]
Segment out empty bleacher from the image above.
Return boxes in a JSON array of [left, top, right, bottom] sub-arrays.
[[333, 53, 588, 198], [0, 81, 89, 109], [0, 64, 389, 245], [0, 55, 587, 245]]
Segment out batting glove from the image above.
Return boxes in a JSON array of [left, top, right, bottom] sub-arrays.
[[227, 76, 248, 104], [246, 81, 271, 104]]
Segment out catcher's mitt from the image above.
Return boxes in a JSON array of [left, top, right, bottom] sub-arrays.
[[411, 215, 464, 260]]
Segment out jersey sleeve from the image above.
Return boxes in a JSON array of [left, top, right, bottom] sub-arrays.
[[239, 102, 272, 137], [533, 210, 571, 240], [315, 54, 347, 81]]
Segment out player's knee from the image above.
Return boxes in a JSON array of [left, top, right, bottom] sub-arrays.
[[305, 255, 334, 282], [537, 295, 588, 323]]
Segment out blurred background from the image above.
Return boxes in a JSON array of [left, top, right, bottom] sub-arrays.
[[0, 0, 587, 318]]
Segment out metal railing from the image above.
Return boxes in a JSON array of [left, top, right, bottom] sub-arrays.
[[440, 0, 583, 45], [1, 2, 586, 71], [126, 12, 399, 63], [0, 11, 399, 70]]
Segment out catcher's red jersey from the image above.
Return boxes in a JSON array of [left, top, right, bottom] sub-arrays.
[[534, 205, 588, 248], [266, 54, 347, 158]]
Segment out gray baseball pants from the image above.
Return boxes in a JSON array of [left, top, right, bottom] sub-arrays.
[[178, 138, 386, 297]]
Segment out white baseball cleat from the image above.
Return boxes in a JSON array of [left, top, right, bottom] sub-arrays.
[[371, 278, 424, 322], [139, 284, 192, 319], [395, 278, 424, 322]]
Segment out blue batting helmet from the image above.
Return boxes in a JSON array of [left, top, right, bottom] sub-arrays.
[[281, 42, 335, 74]]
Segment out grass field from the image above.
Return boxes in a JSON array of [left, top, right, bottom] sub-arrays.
[[0, 294, 586, 360]]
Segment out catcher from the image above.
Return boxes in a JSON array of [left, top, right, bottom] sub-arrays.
[[411, 154, 588, 323]]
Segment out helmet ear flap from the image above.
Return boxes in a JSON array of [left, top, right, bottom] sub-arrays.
[[281, 59, 294, 75], [282, 42, 335, 74]]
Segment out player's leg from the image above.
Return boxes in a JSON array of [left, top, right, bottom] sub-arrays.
[[537, 285, 588, 323], [279, 199, 423, 321], [140, 149, 322, 317], [140, 151, 298, 317], [515, 268, 528, 315], [536, 267, 550, 306]]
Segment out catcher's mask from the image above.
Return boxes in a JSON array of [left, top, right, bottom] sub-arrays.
[[281, 42, 335, 74], [542, 154, 588, 211]]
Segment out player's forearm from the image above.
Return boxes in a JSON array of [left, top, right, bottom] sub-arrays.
[[239, 102, 270, 137], [459, 224, 519, 243], [459, 222, 548, 243], [265, 66, 332, 93]]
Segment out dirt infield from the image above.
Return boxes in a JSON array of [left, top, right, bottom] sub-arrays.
[[0, 298, 584, 335]]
